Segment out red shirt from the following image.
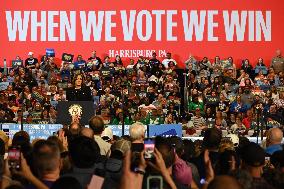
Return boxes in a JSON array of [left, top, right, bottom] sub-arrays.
[[242, 117, 251, 129]]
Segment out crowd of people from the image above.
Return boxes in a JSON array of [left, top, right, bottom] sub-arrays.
[[0, 117, 283, 189], [0, 49, 283, 188], [0, 50, 284, 133]]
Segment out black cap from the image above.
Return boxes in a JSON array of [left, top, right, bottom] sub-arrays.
[[241, 142, 265, 167]]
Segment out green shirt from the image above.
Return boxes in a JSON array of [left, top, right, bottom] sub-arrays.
[[188, 101, 204, 112]]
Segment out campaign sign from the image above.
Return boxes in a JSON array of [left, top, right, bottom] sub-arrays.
[[46, 48, 55, 57], [107, 125, 130, 136], [1, 124, 63, 140], [148, 124, 182, 137], [106, 124, 149, 136], [0, 82, 10, 91], [12, 60, 23, 67], [93, 96, 100, 110], [62, 53, 74, 62], [101, 67, 111, 77]]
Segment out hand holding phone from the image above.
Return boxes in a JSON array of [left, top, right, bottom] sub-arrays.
[[144, 139, 155, 160], [8, 146, 21, 171]]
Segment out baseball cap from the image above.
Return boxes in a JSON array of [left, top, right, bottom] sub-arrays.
[[241, 142, 265, 167], [111, 139, 131, 155], [226, 134, 239, 147], [28, 52, 33, 56]]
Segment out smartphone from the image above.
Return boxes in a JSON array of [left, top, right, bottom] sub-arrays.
[[131, 143, 144, 172], [265, 157, 271, 166], [131, 143, 144, 152], [8, 146, 21, 170], [147, 175, 163, 189], [144, 139, 155, 160]]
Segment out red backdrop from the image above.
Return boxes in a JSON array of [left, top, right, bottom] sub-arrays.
[[0, 0, 284, 67]]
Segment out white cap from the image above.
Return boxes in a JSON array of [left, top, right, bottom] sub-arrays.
[[101, 127, 113, 140], [28, 52, 34, 56], [226, 134, 239, 146]]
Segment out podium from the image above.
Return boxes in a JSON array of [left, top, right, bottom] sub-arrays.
[[57, 101, 94, 125]]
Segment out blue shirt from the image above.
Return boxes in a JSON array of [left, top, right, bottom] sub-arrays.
[[265, 144, 283, 155], [74, 60, 86, 69]]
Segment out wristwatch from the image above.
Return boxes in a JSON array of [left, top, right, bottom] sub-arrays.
[[134, 167, 145, 175]]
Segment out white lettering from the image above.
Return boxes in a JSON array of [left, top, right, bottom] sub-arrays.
[[120, 10, 136, 41], [152, 10, 165, 41], [182, 10, 206, 41], [207, 10, 218, 41], [31, 11, 46, 41], [48, 11, 59, 41], [80, 11, 104, 41], [256, 11, 271, 41], [60, 11, 76, 41], [105, 11, 116, 41], [5, 11, 30, 41], [167, 10, 177, 41], [136, 10, 152, 41], [223, 10, 247, 41]]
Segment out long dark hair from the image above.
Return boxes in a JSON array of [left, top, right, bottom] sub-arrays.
[[72, 73, 85, 87]]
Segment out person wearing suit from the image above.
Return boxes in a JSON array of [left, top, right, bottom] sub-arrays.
[[66, 74, 92, 101]]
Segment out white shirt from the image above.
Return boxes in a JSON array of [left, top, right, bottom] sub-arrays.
[[162, 58, 177, 68], [94, 135, 111, 156]]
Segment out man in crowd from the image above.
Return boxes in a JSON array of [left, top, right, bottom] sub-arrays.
[[241, 142, 275, 189], [63, 136, 101, 188], [162, 52, 177, 68], [265, 128, 283, 155], [89, 115, 111, 156], [129, 122, 145, 143], [271, 49, 284, 74]]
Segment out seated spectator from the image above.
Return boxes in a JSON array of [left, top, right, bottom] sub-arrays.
[[162, 52, 177, 69], [73, 55, 86, 70], [188, 95, 204, 113], [255, 58, 268, 75], [241, 59, 253, 76], [187, 107, 206, 129], [231, 115, 246, 133]]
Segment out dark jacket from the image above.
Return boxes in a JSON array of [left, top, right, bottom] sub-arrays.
[[66, 86, 92, 101]]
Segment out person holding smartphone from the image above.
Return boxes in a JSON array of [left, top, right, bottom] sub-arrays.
[[2, 151, 49, 189]]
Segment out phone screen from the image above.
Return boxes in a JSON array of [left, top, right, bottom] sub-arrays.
[[144, 139, 155, 159], [8, 147, 21, 170], [147, 175, 163, 189]]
